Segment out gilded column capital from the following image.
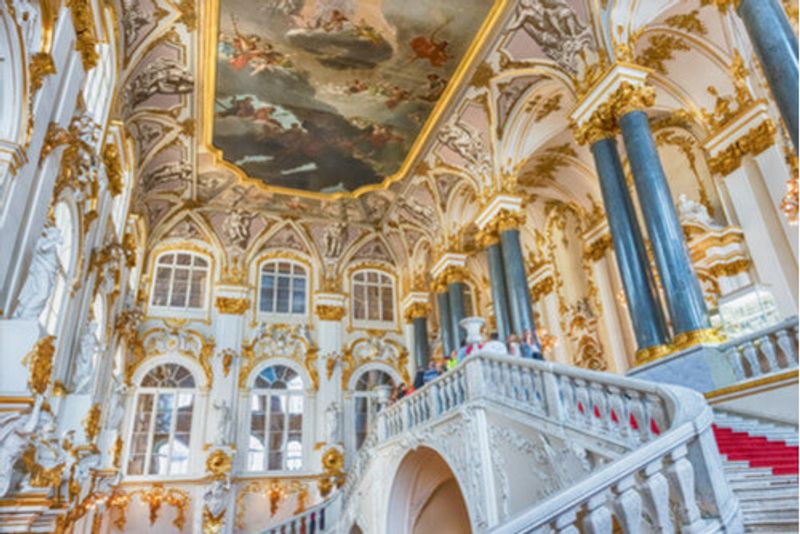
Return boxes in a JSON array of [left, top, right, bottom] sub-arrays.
[[475, 227, 500, 248], [494, 208, 526, 233], [570, 63, 654, 145], [402, 302, 431, 323], [316, 304, 345, 321], [703, 101, 777, 176], [700, 0, 741, 12], [214, 296, 250, 315]]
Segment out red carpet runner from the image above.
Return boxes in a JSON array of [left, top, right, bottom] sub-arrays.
[[713, 424, 799, 475]]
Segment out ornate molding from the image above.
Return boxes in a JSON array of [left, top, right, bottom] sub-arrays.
[[707, 119, 776, 175], [316, 304, 345, 321], [29, 52, 55, 94], [66, 0, 99, 71], [215, 296, 249, 315], [102, 143, 123, 196], [23, 336, 55, 395]]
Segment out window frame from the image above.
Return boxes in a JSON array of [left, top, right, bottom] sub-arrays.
[[246, 363, 306, 473], [256, 259, 309, 320], [350, 268, 396, 329], [125, 363, 197, 479], [350, 367, 397, 450], [148, 250, 211, 315]]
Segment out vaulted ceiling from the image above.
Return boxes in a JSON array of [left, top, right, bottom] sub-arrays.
[[112, 0, 765, 283]]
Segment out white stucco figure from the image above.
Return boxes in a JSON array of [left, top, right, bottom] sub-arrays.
[[212, 399, 233, 446], [325, 402, 341, 443], [677, 193, 718, 228], [106, 374, 128, 431], [13, 227, 63, 320], [203, 477, 231, 518], [0, 396, 45, 496], [72, 322, 99, 393], [323, 221, 347, 258]]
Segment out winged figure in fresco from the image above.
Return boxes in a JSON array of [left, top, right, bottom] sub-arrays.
[[409, 17, 453, 68]]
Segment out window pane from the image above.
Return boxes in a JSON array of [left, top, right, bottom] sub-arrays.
[[170, 269, 189, 307], [176, 253, 191, 265], [291, 277, 306, 314], [260, 274, 275, 312], [158, 253, 174, 265], [354, 285, 366, 320], [367, 285, 380, 320], [276, 276, 290, 313], [381, 287, 393, 321], [152, 266, 172, 306], [188, 269, 206, 308]]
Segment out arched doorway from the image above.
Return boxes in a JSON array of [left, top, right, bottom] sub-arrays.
[[387, 447, 471, 534]]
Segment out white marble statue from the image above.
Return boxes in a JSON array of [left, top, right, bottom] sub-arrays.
[[222, 209, 256, 249], [212, 399, 233, 446], [325, 402, 341, 443], [72, 322, 99, 394], [13, 227, 63, 320], [105, 374, 128, 431], [677, 193, 718, 228], [0, 396, 45, 496]]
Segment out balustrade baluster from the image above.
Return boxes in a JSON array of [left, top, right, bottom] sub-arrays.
[[641, 461, 674, 533], [741, 340, 762, 377], [666, 444, 705, 532], [613, 475, 642, 534], [627, 391, 646, 444], [520, 367, 533, 404], [583, 492, 613, 534], [775, 329, 798, 366], [726, 346, 746, 381], [554, 507, 580, 534], [757, 335, 781, 372], [606, 386, 624, 438], [575, 379, 590, 428]]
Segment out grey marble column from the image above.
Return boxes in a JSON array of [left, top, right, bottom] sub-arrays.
[[486, 242, 512, 340], [500, 228, 535, 336], [591, 137, 670, 353], [738, 0, 798, 150], [436, 291, 453, 356], [619, 110, 711, 336], [412, 316, 430, 368], [447, 281, 467, 350]]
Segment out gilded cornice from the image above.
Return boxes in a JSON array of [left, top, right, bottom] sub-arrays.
[[707, 119, 776, 175], [66, 0, 99, 71]]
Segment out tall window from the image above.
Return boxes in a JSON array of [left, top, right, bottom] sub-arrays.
[[127, 364, 196, 476], [353, 369, 395, 449], [352, 270, 394, 323], [150, 252, 209, 310], [463, 284, 475, 318], [248, 365, 304, 472], [259, 261, 307, 315], [42, 203, 74, 334]]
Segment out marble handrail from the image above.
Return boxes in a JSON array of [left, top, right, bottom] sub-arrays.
[[344, 349, 742, 532], [718, 318, 798, 380], [257, 493, 340, 534]]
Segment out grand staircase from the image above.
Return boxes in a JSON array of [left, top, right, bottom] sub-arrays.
[[713, 411, 799, 532]]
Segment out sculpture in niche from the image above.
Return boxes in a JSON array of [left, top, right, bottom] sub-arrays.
[[566, 298, 606, 371], [222, 209, 256, 249], [678, 193, 719, 228], [325, 402, 341, 444], [73, 322, 99, 394], [507, 0, 595, 75], [212, 399, 233, 446], [323, 222, 347, 259], [13, 226, 63, 320], [0, 396, 46, 496], [105, 374, 127, 431]]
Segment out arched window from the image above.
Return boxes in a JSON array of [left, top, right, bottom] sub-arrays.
[[127, 363, 196, 476], [258, 261, 307, 315], [352, 270, 395, 323], [150, 252, 209, 310], [42, 203, 75, 334], [352, 369, 395, 449], [248, 365, 304, 472]]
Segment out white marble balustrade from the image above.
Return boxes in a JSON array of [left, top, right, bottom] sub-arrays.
[[720, 318, 798, 380]]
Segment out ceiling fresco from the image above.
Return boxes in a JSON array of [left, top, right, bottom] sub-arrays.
[[211, 0, 494, 194]]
